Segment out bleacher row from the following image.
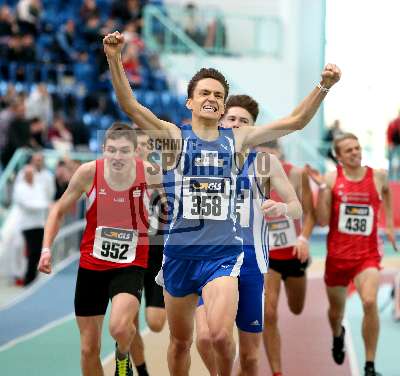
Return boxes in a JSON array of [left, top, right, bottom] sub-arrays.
[[0, 0, 189, 153]]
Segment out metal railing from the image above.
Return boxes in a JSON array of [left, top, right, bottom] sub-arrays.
[[143, 4, 282, 57]]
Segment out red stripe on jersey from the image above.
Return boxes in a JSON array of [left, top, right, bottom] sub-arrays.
[[327, 165, 381, 260], [268, 162, 301, 260], [80, 159, 149, 270]]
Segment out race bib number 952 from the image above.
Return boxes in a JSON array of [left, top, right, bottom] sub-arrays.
[[182, 177, 230, 220], [338, 204, 374, 236], [93, 227, 137, 263]]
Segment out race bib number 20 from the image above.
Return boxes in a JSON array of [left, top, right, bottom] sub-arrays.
[[268, 218, 297, 249], [182, 177, 231, 220], [93, 226, 137, 263], [338, 204, 374, 236]]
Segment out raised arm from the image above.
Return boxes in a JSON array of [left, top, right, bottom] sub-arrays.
[[103, 31, 181, 141], [235, 64, 341, 151], [38, 163, 93, 274], [305, 165, 336, 226]]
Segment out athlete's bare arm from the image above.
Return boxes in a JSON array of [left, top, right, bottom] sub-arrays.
[[234, 64, 341, 152], [292, 168, 316, 239], [312, 169, 336, 226], [103, 32, 181, 149], [375, 169, 398, 251], [38, 162, 95, 274], [289, 168, 316, 262], [257, 153, 302, 219]]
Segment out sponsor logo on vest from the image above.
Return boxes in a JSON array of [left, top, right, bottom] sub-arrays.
[[268, 220, 290, 231], [132, 189, 141, 197], [344, 205, 369, 216], [101, 227, 133, 241], [189, 179, 224, 193]]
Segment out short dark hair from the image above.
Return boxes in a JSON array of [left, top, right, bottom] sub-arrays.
[[225, 94, 259, 122], [104, 122, 137, 148], [333, 132, 358, 156], [187, 68, 229, 101]]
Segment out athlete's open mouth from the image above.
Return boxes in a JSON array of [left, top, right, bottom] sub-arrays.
[[202, 104, 217, 112]]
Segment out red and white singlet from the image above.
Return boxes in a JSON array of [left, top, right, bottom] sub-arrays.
[[268, 162, 301, 260], [80, 159, 150, 270], [327, 165, 381, 260]]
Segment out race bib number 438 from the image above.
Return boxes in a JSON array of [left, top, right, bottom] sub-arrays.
[[338, 204, 374, 236], [93, 226, 137, 263], [182, 177, 231, 220]]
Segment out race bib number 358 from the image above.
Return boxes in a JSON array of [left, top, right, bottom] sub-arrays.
[[93, 226, 137, 263], [338, 204, 374, 236], [182, 177, 231, 220]]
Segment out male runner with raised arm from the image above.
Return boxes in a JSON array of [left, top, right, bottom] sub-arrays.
[[195, 95, 302, 376], [103, 30, 340, 376]]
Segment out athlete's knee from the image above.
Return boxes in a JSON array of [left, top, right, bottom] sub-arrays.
[[196, 328, 212, 351], [170, 335, 193, 354], [81, 341, 101, 361], [110, 320, 135, 342], [239, 351, 259, 374], [147, 317, 165, 332], [361, 296, 377, 313], [328, 306, 344, 323], [288, 300, 305, 315], [209, 328, 232, 352]]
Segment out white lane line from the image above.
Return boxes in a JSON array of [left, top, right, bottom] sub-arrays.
[[343, 318, 360, 376], [0, 313, 75, 352], [0, 252, 79, 311]]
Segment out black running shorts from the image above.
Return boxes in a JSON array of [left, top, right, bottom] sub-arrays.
[[74, 265, 145, 316], [268, 258, 309, 281], [144, 245, 165, 308]]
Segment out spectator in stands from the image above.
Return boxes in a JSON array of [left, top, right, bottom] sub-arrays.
[[387, 109, 400, 179], [16, 0, 42, 37], [204, 14, 226, 52], [0, 96, 24, 160], [111, 0, 144, 33], [54, 157, 80, 200], [1, 96, 30, 166], [12, 157, 54, 285], [29, 116, 46, 148], [182, 2, 206, 46], [321, 119, 343, 163], [25, 83, 53, 127], [387, 110, 400, 149], [122, 44, 142, 87], [48, 115, 73, 152], [54, 19, 78, 64], [123, 20, 144, 50], [0, 5, 17, 38], [80, 0, 100, 24], [0, 83, 17, 110]]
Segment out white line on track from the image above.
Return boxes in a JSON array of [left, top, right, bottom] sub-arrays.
[[343, 318, 360, 376], [0, 252, 79, 311], [0, 313, 75, 352]]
